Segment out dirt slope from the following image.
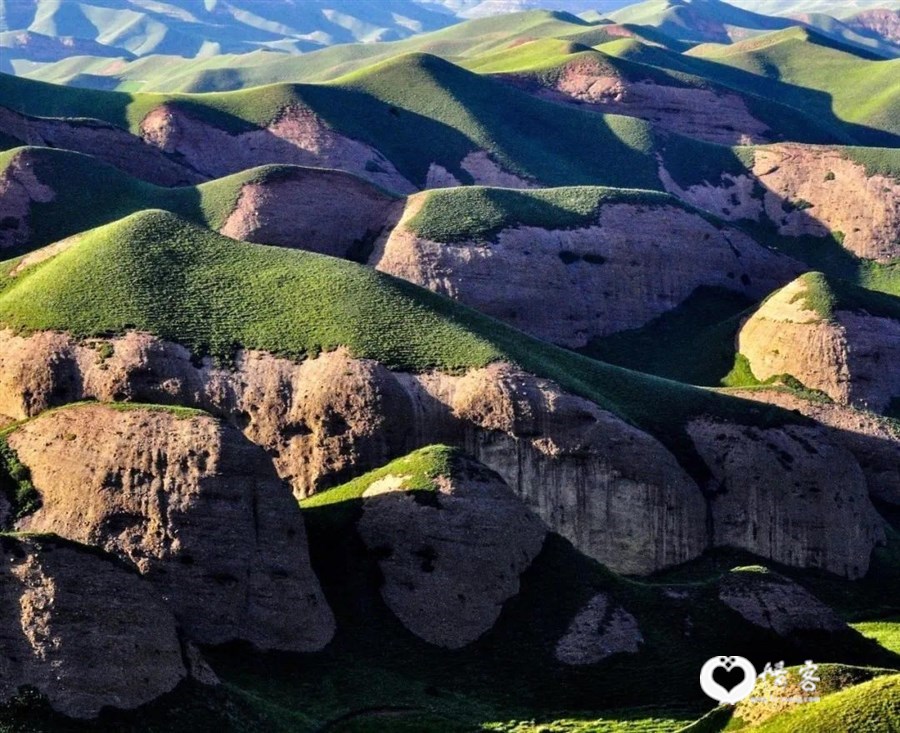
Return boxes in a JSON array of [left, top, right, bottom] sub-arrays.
[[661, 144, 900, 262], [738, 276, 900, 411], [219, 166, 400, 258], [358, 454, 546, 648], [9, 404, 335, 652], [374, 194, 801, 346], [0, 106, 201, 187], [140, 104, 416, 194], [506, 57, 772, 145]]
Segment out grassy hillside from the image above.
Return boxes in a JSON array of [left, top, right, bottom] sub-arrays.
[[14, 10, 597, 91], [405, 185, 699, 243], [0, 209, 809, 482], [0, 146, 396, 254], [604, 30, 900, 146], [752, 674, 900, 732], [0, 58, 748, 192]]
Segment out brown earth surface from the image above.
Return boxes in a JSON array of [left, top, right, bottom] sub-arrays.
[[727, 387, 900, 507], [0, 329, 887, 578], [661, 144, 900, 262], [357, 456, 546, 648], [738, 276, 900, 411], [219, 166, 400, 258], [554, 592, 643, 665], [0, 535, 187, 718], [10, 404, 335, 652], [373, 196, 802, 346], [507, 57, 772, 145], [688, 418, 886, 579], [139, 103, 415, 193], [0, 106, 202, 187]]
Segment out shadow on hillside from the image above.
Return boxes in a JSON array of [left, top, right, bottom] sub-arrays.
[[624, 43, 900, 147]]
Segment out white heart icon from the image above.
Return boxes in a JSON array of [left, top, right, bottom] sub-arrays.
[[700, 656, 757, 704]]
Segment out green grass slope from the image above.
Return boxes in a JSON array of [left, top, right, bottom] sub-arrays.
[[0, 146, 395, 255], [404, 185, 704, 243], [0, 209, 808, 482], [752, 673, 900, 732], [604, 30, 900, 146], [0, 56, 754, 192], [15, 10, 598, 92], [609, 0, 794, 43]]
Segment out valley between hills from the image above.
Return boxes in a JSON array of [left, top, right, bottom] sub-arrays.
[[0, 0, 899, 731]]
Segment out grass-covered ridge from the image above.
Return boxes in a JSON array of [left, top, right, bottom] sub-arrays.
[[751, 673, 900, 732], [789, 271, 900, 322], [302, 444, 458, 510], [0, 146, 396, 255], [0, 58, 759, 194], [0, 210, 805, 481], [605, 32, 900, 147], [406, 185, 702, 243]]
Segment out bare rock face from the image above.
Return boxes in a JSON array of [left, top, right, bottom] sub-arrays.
[[689, 419, 885, 579], [447, 364, 709, 575], [139, 104, 415, 194], [374, 196, 800, 346], [357, 455, 546, 648], [219, 167, 400, 258], [0, 148, 55, 251], [660, 144, 900, 263], [555, 592, 643, 665], [425, 152, 539, 189], [0, 536, 186, 718], [10, 403, 335, 651], [509, 57, 771, 145], [0, 330, 886, 578], [0, 106, 201, 187], [728, 388, 900, 507], [0, 331, 706, 575], [718, 568, 846, 636], [739, 277, 900, 411]]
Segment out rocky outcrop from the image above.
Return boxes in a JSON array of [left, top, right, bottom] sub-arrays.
[[738, 276, 900, 411], [0, 148, 55, 250], [9, 403, 335, 651], [139, 103, 415, 194], [219, 167, 399, 258], [447, 363, 709, 575], [660, 144, 900, 263], [689, 419, 885, 579], [718, 568, 846, 636], [728, 388, 900, 507], [554, 592, 643, 665], [0, 106, 201, 187], [374, 195, 801, 346], [0, 329, 886, 578], [357, 454, 546, 648], [0, 535, 186, 718], [0, 331, 706, 575], [508, 57, 771, 145]]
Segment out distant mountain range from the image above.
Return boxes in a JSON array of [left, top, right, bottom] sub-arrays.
[[2, 0, 898, 67]]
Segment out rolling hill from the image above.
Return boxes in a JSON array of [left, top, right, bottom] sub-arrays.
[[0, 2, 899, 731]]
